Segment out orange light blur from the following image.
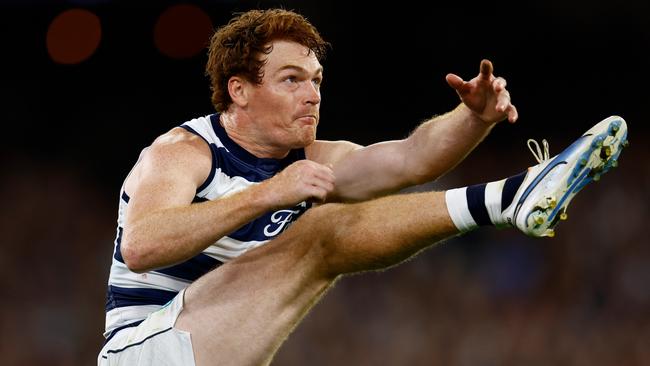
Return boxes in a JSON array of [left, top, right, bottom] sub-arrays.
[[46, 9, 102, 65], [154, 4, 213, 59]]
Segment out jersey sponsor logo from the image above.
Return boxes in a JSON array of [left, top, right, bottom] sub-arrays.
[[263, 202, 308, 237]]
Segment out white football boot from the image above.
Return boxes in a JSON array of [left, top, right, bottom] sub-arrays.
[[502, 116, 628, 237]]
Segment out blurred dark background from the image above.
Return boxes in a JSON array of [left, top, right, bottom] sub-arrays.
[[1, 0, 649, 365]]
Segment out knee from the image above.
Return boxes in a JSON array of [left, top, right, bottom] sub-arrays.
[[290, 203, 360, 276]]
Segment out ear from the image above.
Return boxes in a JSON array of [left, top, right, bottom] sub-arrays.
[[227, 76, 249, 108]]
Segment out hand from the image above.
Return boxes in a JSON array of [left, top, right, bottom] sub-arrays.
[[446, 59, 518, 124], [261, 160, 335, 209]]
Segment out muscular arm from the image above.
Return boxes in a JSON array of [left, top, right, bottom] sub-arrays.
[[121, 129, 335, 273], [120, 129, 271, 272], [310, 59, 518, 202], [310, 104, 492, 202]]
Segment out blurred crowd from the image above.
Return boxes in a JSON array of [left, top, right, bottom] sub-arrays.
[[1, 137, 648, 365]]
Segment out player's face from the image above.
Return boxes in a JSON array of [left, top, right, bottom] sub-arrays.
[[246, 40, 323, 149]]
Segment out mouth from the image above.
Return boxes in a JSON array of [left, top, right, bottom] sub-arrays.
[[297, 115, 318, 125]]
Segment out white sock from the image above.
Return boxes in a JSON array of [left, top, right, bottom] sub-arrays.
[[445, 188, 477, 232]]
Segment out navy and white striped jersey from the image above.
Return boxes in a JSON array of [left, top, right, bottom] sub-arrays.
[[104, 114, 310, 338]]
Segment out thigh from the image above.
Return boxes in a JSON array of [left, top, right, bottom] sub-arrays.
[[98, 291, 195, 366], [175, 209, 336, 366]]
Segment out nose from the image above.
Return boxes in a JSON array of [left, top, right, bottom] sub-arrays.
[[304, 81, 320, 106]]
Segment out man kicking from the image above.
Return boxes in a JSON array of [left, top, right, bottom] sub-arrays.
[[98, 8, 628, 366]]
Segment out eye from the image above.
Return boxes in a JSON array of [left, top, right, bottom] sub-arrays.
[[284, 75, 298, 84], [312, 78, 322, 88]]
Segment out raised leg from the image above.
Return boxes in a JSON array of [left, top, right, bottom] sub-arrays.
[[175, 191, 458, 366]]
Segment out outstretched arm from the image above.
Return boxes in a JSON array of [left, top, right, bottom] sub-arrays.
[[310, 59, 518, 202]]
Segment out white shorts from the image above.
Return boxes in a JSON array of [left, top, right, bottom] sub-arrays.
[[97, 289, 195, 366]]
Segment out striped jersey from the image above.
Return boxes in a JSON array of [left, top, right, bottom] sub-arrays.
[[104, 114, 310, 338]]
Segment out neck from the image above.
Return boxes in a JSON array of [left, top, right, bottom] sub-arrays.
[[220, 112, 291, 159]]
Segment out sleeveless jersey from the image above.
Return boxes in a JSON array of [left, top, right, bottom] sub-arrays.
[[103, 114, 310, 338]]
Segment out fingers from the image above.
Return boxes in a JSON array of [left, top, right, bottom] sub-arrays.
[[307, 163, 336, 202], [281, 160, 336, 202], [307, 182, 333, 203], [317, 166, 336, 186], [506, 104, 518, 123], [294, 159, 333, 177], [302, 165, 335, 203], [450, 59, 517, 124], [493, 77, 507, 92], [446, 73, 469, 93], [479, 59, 493, 80], [495, 87, 510, 112], [492, 76, 517, 122], [492, 75, 509, 113], [496, 90, 518, 123]]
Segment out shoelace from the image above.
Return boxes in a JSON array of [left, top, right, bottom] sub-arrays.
[[527, 138, 550, 164]]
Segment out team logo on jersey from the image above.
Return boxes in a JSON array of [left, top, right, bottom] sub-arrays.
[[263, 202, 308, 237]]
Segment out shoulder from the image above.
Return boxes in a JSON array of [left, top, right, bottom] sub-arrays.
[[139, 128, 212, 172], [126, 128, 212, 190], [305, 139, 362, 165], [149, 127, 211, 161]]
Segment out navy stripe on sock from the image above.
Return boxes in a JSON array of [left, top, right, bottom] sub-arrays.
[[501, 171, 527, 210], [466, 184, 492, 226]]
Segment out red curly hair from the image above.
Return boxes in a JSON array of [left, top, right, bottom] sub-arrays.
[[206, 9, 329, 112]]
